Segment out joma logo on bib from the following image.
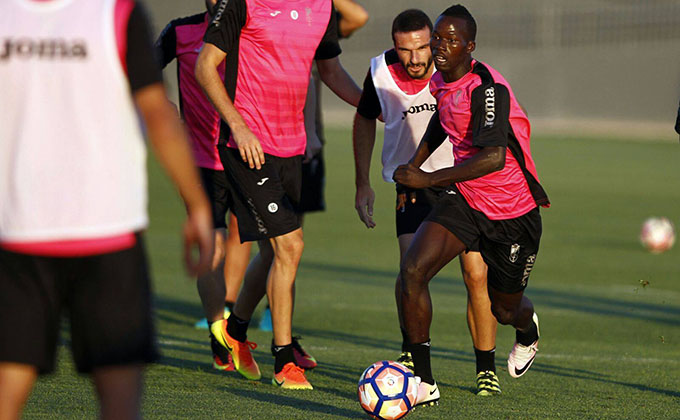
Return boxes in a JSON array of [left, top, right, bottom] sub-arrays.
[[483, 87, 495, 127], [401, 103, 436, 120], [0, 38, 87, 61]]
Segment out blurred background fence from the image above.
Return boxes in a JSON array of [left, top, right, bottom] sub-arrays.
[[151, 0, 680, 140]]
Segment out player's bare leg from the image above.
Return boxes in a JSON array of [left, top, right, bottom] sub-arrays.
[[92, 365, 143, 420], [400, 221, 465, 404], [488, 286, 539, 378], [0, 363, 36, 420], [394, 233, 414, 369], [224, 212, 251, 306], [267, 228, 311, 388], [460, 252, 500, 394], [232, 240, 273, 320], [196, 229, 227, 324]]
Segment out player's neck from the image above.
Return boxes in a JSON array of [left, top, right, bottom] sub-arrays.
[[441, 57, 473, 83]]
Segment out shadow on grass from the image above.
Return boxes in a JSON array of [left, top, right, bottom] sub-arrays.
[[301, 261, 680, 325], [220, 387, 363, 419], [531, 361, 680, 398]]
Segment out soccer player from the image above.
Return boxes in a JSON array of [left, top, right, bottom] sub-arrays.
[[0, 1, 214, 419], [353, 8, 501, 397], [196, 0, 361, 389], [155, 0, 256, 371], [391, 5, 550, 405]]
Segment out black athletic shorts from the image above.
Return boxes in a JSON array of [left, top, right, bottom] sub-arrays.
[[200, 167, 234, 229], [395, 186, 443, 237], [218, 145, 302, 242], [298, 152, 326, 214], [425, 185, 542, 294], [0, 235, 158, 374]]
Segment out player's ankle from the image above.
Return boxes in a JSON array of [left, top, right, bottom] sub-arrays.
[[273, 342, 295, 373]]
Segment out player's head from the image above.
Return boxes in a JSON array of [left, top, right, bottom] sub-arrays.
[[205, 0, 218, 15], [391, 9, 434, 80], [431, 5, 476, 78]]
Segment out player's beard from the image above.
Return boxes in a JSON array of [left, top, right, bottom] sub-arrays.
[[404, 57, 433, 80]]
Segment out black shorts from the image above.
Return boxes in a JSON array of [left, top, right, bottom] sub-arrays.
[[200, 167, 234, 229], [0, 235, 158, 374], [219, 145, 302, 242], [395, 186, 443, 237], [297, 152, 325, 214], [425, 185, 542, 293]]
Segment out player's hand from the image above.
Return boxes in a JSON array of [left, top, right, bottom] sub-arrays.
[[395, 184, 416, 212], [232, 124, 265, 170], [182, 200, 214, 277], [355, 184, 376, 228], [393, 163, 431, 189]]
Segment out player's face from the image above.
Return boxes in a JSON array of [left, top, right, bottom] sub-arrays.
[[393, 28, 433, 80], [430, 16, 475, 82], [205, 0, 218, 15]]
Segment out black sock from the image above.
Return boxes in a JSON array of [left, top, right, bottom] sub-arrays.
[[400, 327, 409, 352], [225, 301, 234, 312], [272, 343, 295, 373], [516, 320, 538, 346], [409, 340, 434, 385], [474, 347, 496, 373], [226, 313, 250, 342]]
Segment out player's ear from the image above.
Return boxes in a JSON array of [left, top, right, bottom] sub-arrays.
[[466, 40, 476, 54]]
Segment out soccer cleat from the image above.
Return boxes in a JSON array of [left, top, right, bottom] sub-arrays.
[[258, 306, 272, 332], [194, 307, 231, 330], [397, 351, 414, 373], [213, 353, 235, 371], [292, 336, 317, 370], [414, 376, 440, 407], [508, 312, 540, 378], [210, 319, 261, 380], [210, 332, 235, 371], [476, 370, 501, 396], [272, 362, 313, 390]]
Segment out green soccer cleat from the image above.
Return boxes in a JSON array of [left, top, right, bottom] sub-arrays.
[[476, 370, 501, 396], [397, 351, 414, 373]]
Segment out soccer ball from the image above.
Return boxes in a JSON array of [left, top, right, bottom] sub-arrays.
[[357, 361, 418, 420], [640, 217, 675, 253]]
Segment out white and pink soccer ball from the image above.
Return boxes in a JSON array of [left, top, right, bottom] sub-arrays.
[[357, 360, 418, 420], [640, 217, 675, 253]]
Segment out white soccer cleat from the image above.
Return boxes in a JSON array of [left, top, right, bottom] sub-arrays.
[[508, 312, 540, 378], [413, 376, 440, 407]]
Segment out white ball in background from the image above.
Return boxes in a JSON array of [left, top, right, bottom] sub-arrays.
[[640, 217, 676, 254]]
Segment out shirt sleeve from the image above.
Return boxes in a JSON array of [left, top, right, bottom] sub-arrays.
[[314, 7, 342, 60], [471, 83, 511, 148], [154, 20, 177, 69], [203, 0, 247, 53], [127, 2, 163, 92], [357, 68, 382, 120]]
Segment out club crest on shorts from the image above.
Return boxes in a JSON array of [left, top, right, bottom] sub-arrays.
[[509, 243, 521, 262], [267, 202, 279, 213]]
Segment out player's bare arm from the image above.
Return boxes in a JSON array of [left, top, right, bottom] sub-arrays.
[[316, 56, 362, 107], [134, 82, 214, 277], [195, 43, 265, 169], [333, 0, 369, 38], [394, 145, 505, 189], [352, 112, 377, 228]]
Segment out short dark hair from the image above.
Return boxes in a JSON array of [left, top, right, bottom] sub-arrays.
[[440, 4, 477, 41], [391, 9, 433, 42]]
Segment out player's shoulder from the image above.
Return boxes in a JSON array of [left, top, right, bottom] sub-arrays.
[[472, 60, 510, 89]]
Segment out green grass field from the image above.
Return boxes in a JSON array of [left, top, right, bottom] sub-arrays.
[[24, 129, 680, 419]]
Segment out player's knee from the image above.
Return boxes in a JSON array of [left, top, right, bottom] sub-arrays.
[[463, 269, 486, 292], [211, 231, 227, 270], [400, 259, 428, 288], [490, 302, 515, 325], [273, 234, 304, 262]]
